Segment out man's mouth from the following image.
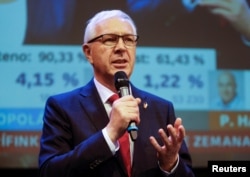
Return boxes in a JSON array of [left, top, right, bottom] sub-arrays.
[[112, 59, 127, 64], [112, 59, 128, 68]]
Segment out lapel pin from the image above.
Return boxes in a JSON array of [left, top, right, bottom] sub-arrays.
[[143, 102, 148, 109]]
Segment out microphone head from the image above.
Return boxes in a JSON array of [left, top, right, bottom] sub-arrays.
[[114, 71, 130, 91]]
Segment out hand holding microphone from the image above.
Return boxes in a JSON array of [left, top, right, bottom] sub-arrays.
[[114, 71, 140, 141]]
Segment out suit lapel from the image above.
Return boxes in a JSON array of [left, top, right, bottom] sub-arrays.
[[78, 80, 150, 176], [79, 80, 128, 176], [79, 79, 110, 131]]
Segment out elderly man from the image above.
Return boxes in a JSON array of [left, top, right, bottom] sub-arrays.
[[39, 10, 194, 177]]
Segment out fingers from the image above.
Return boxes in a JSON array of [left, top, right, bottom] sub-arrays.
[[174, 117, 182, 128], [199, 0, 246, 14], [122, 96, 141, 123], [149, 136, 163, 152], [159, 128, 171, 146], [167, 124, 185, 144], [114, 95, 141, 107], [174, 118, 186, 140], [149, 117, 187, 171], [111, 95, 141, 126], [198, 0, 250, 35], [199, 0, 232, 9], [150, 118, 186, 150]]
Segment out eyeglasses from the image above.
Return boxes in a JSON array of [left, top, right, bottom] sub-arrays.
[[87, 34, 139, 46]]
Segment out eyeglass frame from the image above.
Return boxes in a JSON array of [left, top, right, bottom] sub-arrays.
[[87, 33, 139, 46]]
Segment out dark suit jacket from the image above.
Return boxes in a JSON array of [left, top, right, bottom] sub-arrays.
[[39, 79, 194, 177]]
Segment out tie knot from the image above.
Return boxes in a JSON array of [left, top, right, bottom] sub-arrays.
[[108, 94, 119, 105]]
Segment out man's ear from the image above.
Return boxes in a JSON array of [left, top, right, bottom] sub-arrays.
[[82, 44, 93, 64]]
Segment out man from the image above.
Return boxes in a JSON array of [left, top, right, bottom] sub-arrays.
[[212, 71, 244, 110], [39, 10, 194, 177]]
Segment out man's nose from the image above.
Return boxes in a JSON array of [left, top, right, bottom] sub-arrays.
[[115, 37, 126, 49]]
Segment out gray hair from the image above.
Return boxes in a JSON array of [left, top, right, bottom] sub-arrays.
[[83, 10, 137, 43]]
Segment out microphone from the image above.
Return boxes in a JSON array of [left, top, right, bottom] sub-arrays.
[[114, 71, 138, 141]]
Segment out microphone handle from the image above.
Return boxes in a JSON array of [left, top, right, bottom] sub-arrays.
[[119, 86, 138, 141]]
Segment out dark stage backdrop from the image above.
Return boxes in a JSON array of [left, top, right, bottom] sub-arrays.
[[0, 0, 249, 169]]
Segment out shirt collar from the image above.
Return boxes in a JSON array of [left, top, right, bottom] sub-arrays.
[[94, 78, 116, 104]]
